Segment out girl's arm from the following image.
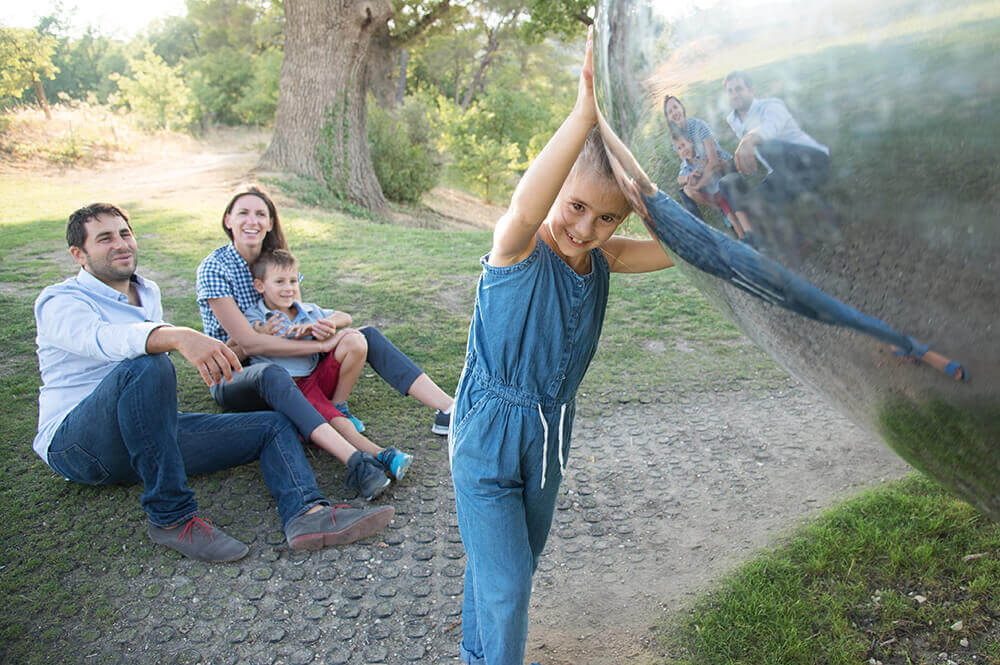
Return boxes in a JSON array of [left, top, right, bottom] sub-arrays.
[[593, 97, 673, 273], [603, 235, 673, 273], [208, 297, 337, 357], [489, 29, 597, 267]]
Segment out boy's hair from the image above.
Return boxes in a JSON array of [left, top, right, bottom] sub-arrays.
[[252, 248, 298, 281], [569, 126, 615, 183], [724, 70, 752, 88], [67, 203, 131, 249], [222, 184, 288, 254]]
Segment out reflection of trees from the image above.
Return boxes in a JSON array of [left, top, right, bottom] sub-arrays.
[[596, 0, 669, 146]]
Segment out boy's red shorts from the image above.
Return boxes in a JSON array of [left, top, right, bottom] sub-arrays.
[[294, 353, 344, 421]]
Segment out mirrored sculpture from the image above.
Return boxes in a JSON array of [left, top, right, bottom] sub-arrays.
[[593, 0, 999, 517]]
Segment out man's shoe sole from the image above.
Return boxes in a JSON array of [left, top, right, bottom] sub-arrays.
[[289, 506, 395, 551], [431, 424, 449, 435]]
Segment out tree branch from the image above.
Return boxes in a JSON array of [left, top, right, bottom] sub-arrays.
[[390, 0, 455, 48]]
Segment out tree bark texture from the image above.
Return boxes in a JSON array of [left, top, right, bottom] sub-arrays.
[[261, 0, 394, 212]]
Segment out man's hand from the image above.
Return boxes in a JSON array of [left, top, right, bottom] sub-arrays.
[[148, 326, 242, 387], [734, 134, 761, 174]]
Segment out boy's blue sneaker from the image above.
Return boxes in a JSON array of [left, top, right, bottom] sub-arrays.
[[377, 447, 413, 482], [431, 409, 450, 436], [345, 451, 390, 501], [334, 401, 365, 433]]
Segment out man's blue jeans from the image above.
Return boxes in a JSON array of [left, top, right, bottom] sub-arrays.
[[46, 354, 327, 527]]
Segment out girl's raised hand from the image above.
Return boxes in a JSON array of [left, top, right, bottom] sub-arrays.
[[574, 26, 597, 124]]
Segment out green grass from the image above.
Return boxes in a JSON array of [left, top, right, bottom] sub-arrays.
[[662, 474, 1000, 665]]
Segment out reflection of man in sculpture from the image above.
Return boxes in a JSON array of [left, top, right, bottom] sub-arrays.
[[719, 71, 831, 243]]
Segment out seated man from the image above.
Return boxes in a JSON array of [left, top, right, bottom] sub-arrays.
[[719, 70, 831, 243], [33, 203, 394, 563]]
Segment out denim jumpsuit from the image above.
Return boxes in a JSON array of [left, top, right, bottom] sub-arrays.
[[450, 237, 610, 665]]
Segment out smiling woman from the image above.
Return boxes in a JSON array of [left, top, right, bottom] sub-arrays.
[[193, 183, 455, 489]]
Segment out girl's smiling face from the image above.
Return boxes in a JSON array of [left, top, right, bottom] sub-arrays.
[[544, 169, 630, 272]]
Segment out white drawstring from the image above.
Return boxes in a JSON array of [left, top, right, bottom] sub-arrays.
[[538, 403, 568, 489], [537, 403, 549, 489]]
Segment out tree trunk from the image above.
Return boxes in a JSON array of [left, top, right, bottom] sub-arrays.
[[460, 28, 499, 111], [33, 76, 51, 120], [395, 49, 408, 106], [260, 0, 394, 212]]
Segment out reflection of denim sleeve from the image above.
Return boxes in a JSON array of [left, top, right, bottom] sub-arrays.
[[640, 188, 919, 354]]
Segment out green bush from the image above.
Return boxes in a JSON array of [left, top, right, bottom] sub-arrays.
[[111, 47, 191, 130], [367, 95, 441, 203]]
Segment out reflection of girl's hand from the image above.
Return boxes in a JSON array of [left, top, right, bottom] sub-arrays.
[[734, 139, 759, 174], [621, 177, 650, 220]]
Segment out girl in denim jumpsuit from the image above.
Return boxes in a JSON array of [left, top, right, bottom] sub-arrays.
[[449, 32, 674, 665]]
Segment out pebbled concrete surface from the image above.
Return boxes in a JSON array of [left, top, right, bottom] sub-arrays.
[[54, 385, 909, 665]]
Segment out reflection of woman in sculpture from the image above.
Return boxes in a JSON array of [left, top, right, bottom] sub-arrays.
[[663, 95, 749, 237], [599, 109, 967, 381]]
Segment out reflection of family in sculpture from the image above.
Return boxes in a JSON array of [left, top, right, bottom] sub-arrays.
[[618, 75, 965, 384], [666, 71, 831, 249], [30, 28, 965, 665]]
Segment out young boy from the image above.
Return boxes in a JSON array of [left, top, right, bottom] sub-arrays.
[[448, 30, 674, 665], [672, 133, 740, 235], [245, 249, 413, 482]]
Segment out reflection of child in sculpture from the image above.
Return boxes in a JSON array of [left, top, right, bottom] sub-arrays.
[[598, 108, 968, 382], [672, 133, 741, 235]]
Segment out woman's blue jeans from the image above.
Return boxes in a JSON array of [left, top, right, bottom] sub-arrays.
[[46, 354, 327, 527]]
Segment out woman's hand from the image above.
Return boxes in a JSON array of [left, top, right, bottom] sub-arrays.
[[317, 329, 351, 353], [225, 337, 248, 363]]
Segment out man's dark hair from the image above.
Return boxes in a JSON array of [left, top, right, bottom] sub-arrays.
[[67, 203, 131, 250], [724, 70, 752, 88], [252, 248, 298, 281]]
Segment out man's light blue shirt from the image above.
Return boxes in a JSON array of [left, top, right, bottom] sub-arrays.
[[33, 268, 167, 462], [244, 299, 333, 378], [727, 97, 829, 170]]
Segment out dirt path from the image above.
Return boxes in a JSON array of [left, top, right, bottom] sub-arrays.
[[16, 126, 505, 229], [527, 389, 910, 664]]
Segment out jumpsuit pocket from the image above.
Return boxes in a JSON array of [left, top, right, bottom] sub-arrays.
[[451, 388, 493, 443], [48, 445, 111, 485]]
